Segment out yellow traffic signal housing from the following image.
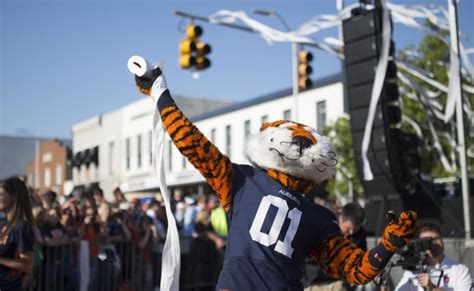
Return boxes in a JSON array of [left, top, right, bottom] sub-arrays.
[[196, 42, 211, 55], [186, 24, 203, 40], [195, 42, 211, 70], [179, 55, 196, 69], [298, 50, 313, 90], [179, 24, 211, 71], [180, 39, 196, 54]]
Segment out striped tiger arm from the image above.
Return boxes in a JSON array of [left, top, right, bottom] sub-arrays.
[[310, 236, 394, 285], [156, 89, 234, 211]]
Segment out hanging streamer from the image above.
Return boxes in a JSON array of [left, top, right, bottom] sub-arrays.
[[402, 114, 424, 138], [153, 106, 181, 291], [208, 10, 342, 58], [127, 55, 181, 291], [397, 61, 449, 93], [398, 72, 455, 172], [360, 0, 391, 181]]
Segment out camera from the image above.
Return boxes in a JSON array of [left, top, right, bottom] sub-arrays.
[[374, 237, 434, 286], [394, 237, 433, 272]]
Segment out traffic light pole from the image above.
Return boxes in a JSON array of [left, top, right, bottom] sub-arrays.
[[449, 0, 471, 241], [176, 10, 305, 120]]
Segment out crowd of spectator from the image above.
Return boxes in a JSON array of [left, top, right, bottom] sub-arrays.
[[0, 185, 228, 291]]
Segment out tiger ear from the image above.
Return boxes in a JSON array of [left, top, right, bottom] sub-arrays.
[[260, 122, 272, 131], [260, 120, 291, 131]]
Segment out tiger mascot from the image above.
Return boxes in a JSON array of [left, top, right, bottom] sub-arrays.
[[131, 62, 417, 290]]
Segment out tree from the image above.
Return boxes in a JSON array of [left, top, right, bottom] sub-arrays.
[[398, 20, 474, 179], [323, 115, 364, 200]]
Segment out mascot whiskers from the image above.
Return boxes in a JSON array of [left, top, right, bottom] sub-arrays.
[[129, 56, 417, 291]]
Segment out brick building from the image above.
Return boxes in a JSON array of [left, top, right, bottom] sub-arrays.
[[26, 140, 72, 197]]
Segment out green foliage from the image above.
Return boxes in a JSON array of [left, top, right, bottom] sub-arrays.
[[323, 116, 364, 199], [398, 20, 474, 177]]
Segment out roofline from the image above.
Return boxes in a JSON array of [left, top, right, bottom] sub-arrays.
[[192, 73, 342, 122]]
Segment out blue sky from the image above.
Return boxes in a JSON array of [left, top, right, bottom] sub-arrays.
[[1, 0, 473, 139]]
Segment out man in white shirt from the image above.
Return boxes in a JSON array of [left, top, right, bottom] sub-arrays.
[[395, 223, 472, 291]]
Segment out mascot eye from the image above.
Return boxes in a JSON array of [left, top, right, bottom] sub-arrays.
[[312, 159, 315, 162], [270, 138, 274, 142]]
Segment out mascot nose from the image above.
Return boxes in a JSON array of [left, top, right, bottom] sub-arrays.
[[293, 136, 313, 156]]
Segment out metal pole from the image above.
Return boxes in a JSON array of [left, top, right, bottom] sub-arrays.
[[174, 10, 337, 53], [449, 0, 471, 240]]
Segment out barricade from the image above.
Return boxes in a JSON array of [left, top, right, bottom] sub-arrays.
[[28, 237, 223, 291]]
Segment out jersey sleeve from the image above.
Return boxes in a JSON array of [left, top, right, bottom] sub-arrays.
[[310, 235, 396, 285], [156, 89, 234, 211]]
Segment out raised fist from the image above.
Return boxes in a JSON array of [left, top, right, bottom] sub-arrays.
[[127, 55, 167, 101], [381, 210, 417, 252]]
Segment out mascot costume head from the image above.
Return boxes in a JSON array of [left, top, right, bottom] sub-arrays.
[[245, 120, 338, 193]]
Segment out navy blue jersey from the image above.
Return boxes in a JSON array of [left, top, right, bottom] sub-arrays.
[[216, 164, 341, 290]]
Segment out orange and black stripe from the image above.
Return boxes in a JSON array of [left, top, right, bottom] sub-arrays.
[[266, 168, 315, 193], [310, 237, 381, 285], [157, 90, 233, 211]]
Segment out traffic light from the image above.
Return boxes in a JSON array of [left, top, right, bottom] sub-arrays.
[[179, 24, 211, 71], [298, 49, 313, 90]]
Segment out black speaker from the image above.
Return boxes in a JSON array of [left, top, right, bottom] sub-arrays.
[[343, 6, 424, 199]]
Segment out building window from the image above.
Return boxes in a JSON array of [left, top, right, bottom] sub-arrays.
[[283, 109, 291, 120], [149, 130, 153, 165], [316, 101, 327, 132], [210, 128, 216, 143], [168, 140, 173, 171], [244, 120, 251, 140], [44, 167, 51, 187], [109, 141, 114, 175], [137, 134, 142, 168], [126, 138, 130, 170], [261, 115, 268, 124], [55, 165, 62, 185], [226, 125, 232, 157]]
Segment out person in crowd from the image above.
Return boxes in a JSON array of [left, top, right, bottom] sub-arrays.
[[0, 177, 35, 290], [112, 187, 127, 209], [129, 213, 153, 290], [172, 190, 186, 229], [185, 208, 221, 290], [208, 195, 228, 239], [337, 202, 367, 250], [394, 223, 472, 291], [183, 195, 207, 237], [305, 202, 367, 291], [92, 187, 108, 207], [42, 190, 60, 210], [39, 207, 69, 247]]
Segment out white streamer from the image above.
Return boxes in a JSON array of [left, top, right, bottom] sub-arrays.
[[399, 72, 454, 172], [208, 10, 342, 58], [128, 56, 181, 291], [397, 61, 449, 92], [402, 114, 424, 138], [153, 106, 181, 291], [361, 0, 391, 181]]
